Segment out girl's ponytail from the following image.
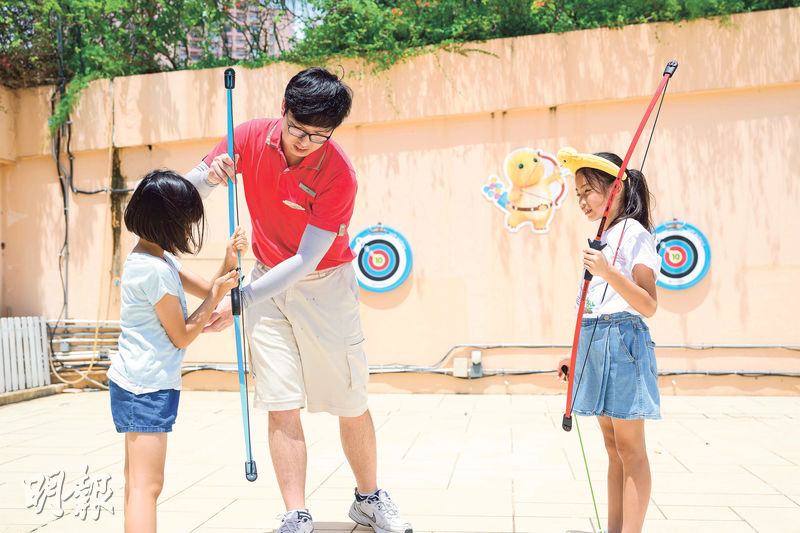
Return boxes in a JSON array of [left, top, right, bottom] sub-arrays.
[[621, 168, 653, 232]]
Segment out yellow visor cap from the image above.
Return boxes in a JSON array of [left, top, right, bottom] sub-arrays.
[[556, 147, 625, 181]]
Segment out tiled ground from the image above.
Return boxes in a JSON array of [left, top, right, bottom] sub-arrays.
[[1, 391, 799, 532]]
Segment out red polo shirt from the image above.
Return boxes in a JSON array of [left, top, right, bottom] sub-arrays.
[[204, 118, 357, 270]]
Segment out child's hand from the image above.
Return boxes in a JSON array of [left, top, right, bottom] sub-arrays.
[[557, 357, 570, 383], [212, 268, 239, 299], [223, 226, 249, 271], [583, 248, 611, 278]]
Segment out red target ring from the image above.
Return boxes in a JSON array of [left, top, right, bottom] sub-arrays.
[[368, 249, 390, 271], [664, 246, 688, 268]]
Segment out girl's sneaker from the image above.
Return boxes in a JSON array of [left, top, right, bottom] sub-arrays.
[[275, 509, 314, 533], [348, 488, 413, 533]]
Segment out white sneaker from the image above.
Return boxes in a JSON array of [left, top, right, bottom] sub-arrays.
[[275, 509, 314, 533], [348, 488, 413, 533]]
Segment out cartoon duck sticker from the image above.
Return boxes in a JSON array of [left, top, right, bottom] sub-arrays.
[[482, 148, 568, 233]]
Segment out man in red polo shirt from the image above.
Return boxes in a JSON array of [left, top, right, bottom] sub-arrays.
[[186, 68, 412, 533]]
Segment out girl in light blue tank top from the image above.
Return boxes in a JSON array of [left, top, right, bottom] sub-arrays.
[[108, 169, 247, 533]]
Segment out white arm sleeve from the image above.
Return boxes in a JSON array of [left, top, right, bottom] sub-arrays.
[[184, 161, 219, 199], [241, 225, 337, 308]]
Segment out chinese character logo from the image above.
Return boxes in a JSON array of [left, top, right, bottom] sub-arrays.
[[25, 465, 114, 520]]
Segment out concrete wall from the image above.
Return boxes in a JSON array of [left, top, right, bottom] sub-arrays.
[[1, 8, 799, 393]]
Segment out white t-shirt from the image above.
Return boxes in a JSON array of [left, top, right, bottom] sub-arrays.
[[577, 218, 661, 316], [108, 252, 188, 394]]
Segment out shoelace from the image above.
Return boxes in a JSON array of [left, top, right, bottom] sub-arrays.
[[275, 511, 310, 533], [366, 491, 399, 518], [275, 515, 298, 533]]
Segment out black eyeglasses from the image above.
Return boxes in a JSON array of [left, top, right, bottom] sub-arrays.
[[285, 114, 332, 144]]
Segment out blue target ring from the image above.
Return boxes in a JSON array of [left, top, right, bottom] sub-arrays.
[[351, 225, 413, 292], [653, 221, 710, 290]]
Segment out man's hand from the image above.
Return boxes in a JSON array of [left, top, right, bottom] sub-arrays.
[[203, 295, 234, 332], [208, 153, 239, 186]]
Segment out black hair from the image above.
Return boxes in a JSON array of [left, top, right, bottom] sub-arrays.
[[284, 67, 353, 130], [578, 152, 653, 232], [124, 169, 206, 255]]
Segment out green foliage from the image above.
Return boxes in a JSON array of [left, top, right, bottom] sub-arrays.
[[0, 0, 59, 88], [282, 0, 504, 73], [2, 0, 230, 89], [1, 0, 299, 129], [285, 0, 796, 70], [1, 0, 798, 131]]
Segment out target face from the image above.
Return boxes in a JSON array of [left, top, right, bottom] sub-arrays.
[[350, 226, 413, 292], [653, 221, 711, 290]]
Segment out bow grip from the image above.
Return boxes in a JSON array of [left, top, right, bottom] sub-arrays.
[[583, 238, 607, 281], [231, 287, 241, 316]]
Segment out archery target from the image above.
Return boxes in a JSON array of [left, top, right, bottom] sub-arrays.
[[351, 226, 413, 292], [653, 222, 711, 290]]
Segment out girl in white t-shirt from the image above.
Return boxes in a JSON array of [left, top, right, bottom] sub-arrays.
[[108, 169, 247, 533], [558, 152, 662, 533]]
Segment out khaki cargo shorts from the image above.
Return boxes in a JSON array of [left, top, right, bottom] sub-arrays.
[[244, 261, 369, 417]]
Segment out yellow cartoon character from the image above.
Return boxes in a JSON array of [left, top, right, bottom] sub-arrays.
[[505, 148, 566, 232]]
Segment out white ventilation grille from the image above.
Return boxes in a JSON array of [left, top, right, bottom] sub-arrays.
[[0, 316, 51, 393]]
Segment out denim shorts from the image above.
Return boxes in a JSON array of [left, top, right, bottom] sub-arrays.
[[109, 380, 181, 433], [571, 312, 661, 420]]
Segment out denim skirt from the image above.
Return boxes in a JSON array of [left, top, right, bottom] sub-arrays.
[[571, 312, 661, 420], [109, 380, 181, 433]]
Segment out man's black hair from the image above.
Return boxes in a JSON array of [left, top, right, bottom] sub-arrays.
[[284, 67, 353, 130], [124, 169, 206, 255]]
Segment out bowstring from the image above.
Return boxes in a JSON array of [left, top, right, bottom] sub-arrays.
[[232, 154, 255, 423]]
